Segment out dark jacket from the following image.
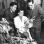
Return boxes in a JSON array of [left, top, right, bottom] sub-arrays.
[[3, 8, 17, 35], [3, 8, 17, 28], [28, 4, 44, 31]]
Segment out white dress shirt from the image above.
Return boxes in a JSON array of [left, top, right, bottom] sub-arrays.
[[14, 16, 33, 33]]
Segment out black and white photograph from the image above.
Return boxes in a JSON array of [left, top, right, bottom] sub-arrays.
[[0, 0, 44, 44]]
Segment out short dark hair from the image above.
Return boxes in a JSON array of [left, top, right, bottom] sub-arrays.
[[18, 9, 24, 13], [28, 0, 34, 3], [10, 2, 17, 6]]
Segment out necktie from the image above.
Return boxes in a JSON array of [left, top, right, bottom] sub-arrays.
[[30, 10, 33, 18], [28, 10, 33, 19]]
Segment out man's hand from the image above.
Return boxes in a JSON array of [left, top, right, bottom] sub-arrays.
[[30, 18, 35, 22], [30, 16, 35, 22], [29, 19, 35, 23]]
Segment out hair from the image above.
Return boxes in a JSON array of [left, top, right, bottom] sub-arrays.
[[18, 9, 24, 13], [20, 9, 24, 11], [17, 9, 24, 15], [28, 0, 34, 3], [10, 2, 17, 7]]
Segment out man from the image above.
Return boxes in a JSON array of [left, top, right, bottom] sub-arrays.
[[28, 0, 44, 39], [3, 2, 17, 36], [14, 10, 34, 41]]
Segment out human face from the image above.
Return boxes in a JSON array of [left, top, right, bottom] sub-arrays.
[[18, 11, 24, 17], [28, 2, 33, 9], [10, 5, 17, 12]]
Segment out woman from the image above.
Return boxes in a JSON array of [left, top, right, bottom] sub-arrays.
[[14, 10, 34, 41]]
